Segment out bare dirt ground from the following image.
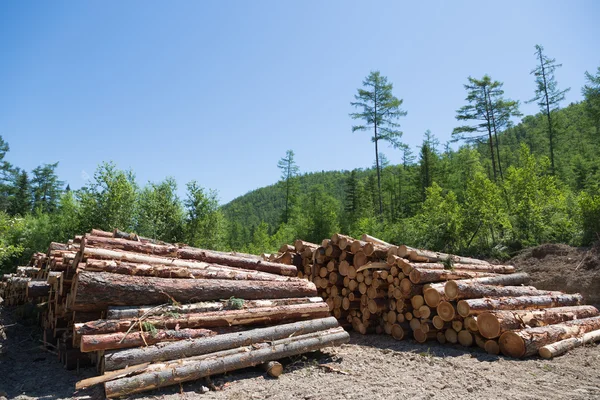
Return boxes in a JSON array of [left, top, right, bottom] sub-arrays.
[[1, 243, 599, 400]]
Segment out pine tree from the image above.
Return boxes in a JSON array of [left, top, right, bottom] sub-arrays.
[[419, 130, 439, 200], [9, 169, 31, 216], [527, 44, 570, 175], [0, 136, 13, 212], [350, 71, 407, 216], [277, 150, 299, 224], [582, 66, 600, 136], [31, 162, 64, 213], [453, 75, 520, 181]]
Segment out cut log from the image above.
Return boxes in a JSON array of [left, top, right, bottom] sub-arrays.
[[445, 281, 561, 301], [75, 302, 330, 335], [409, 267, 497, 284], [457, 293, 584, 318], [484, 339, 500, 355], [83, 236, 178, 257], [103, 317, 341, 371], [80, 328, 220, 352], [26, 280, 51, 298], [447, 272, 530, 287], [539, 329, 600, 359], [71, 271, 317, 310], [294, 240, 318, 253], [401, 261, 515, 274], [361, 234, 391, 247], [423, 284, 447, 307], [262, 361, 284, 377], [397, 245, 491, 266], [499, 316, 600, 358], [82, 259, 290, 281], [476, 305, 599, 339], [436, 301, 456, 322], [104, 327, 350, 397], [457, 330, 473, 347]]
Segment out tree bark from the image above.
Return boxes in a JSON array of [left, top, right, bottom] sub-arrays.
[[409, 267, 497, 284], [396, 245, 491, 266], [103, 317, 340, 371], [83, 235, 178, 257], [80, 328, 220, 352], [539, 329, 600, 359], [71, 271, 318, 311], [75, 302, 330, 335], [106, 297, 325, 319], [457, 293, 583, 318], [401, 261, 514, 274], [82, 259, 289, 281], [445, 281, 562, 301], [103, 327, 350, 397], [476, 305, 599, 339], [499, 316, 600, 358], [444, 272, 530, 287]]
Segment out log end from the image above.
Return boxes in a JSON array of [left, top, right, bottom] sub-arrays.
[[457, 330, 473, 347], [456, 300, 471, 318], [538, 347, 553, 359], [477, 312, 501, 339], [485, 339, 500, 355], [499, 331, 526, 358], [423, 288, 441, 308], [263, 361, 284, 378], [391, 324, 404, 340], [437, 301, 456, 322], [444, 280, 458, 300]]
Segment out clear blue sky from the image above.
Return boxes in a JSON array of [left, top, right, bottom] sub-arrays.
[[1, 1, 599, 203]]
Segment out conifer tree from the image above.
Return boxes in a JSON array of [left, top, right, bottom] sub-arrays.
[[277, 150, 299, 224]]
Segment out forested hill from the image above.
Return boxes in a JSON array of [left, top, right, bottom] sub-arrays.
[[222, 100, 600, 253]]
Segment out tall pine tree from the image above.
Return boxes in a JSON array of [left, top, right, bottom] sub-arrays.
[[277, 150, 299, 224]]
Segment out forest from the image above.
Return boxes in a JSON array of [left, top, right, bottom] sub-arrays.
[[1, 45, 599, 273]]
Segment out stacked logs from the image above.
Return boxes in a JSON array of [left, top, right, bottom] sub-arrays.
[[5, 229, 348, 398], [284, 235, 600, 358]]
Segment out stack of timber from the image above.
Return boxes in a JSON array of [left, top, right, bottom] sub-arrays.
[[4, 229, 348, 398], [266, 240, 318, 279], [281, 234, 600, 358]]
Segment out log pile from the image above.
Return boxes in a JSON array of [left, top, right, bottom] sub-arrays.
[[281, 234, 600, 358], [4, 229, 348, 397]]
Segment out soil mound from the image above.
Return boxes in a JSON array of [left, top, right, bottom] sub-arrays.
[[511, 242, 600, 306]]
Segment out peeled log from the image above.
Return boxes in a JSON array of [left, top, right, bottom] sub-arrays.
[[104, 327, 350, 397], [80, 328, 219, 352], [75, 302, 330, 335], [476, 305, 599, 339], [539, 329, 600, 359], [71, 271, 317, 310], [409, 267, 497, 284], [106, 297, 324, 319], [82, 259, 289, 281], [103, 317, 341, 371], [499, 316, 600, 358], [457, 294, 584, 318], [397, 245, 491, 266], [445, 281, 563, 301]]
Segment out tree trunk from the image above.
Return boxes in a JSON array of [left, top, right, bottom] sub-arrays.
[[539, 329, 600, 359], [409, 267, 497, 284], [26, 280, 51, 298], [83, 235, 178, 257], [80, 328, 220, 352], [476, 305, 599, 339], [445, 281, 562, 301], [103, 317, 340, 371], [401, 261, 514, 274], [396, 245, 491, 266], [75, 302, 330, 335], [82, 259, 289, 281], [103, 327, 350, 397], [106, 297, 324, 319], [445, 272, 530, 287], [457, 293, 583, 318], [499, 316, 600, 358], [70, 271, 317, 311]]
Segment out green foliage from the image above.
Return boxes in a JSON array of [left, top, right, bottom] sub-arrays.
[[31, 162, 64, 214], [277, 150, 300, 224], [78, 162, 138, 232], [582, 66, 600, 134], [226, 296, 244, 310], [577, 191, 600, 245], [184, 181, 224, 250], [0, 212, 24, 273], [136, 178, 184, 243]]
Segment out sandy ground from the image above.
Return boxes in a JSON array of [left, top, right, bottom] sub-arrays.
[[1, 242, 600, 400]]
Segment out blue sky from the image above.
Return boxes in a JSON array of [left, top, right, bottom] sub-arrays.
[[1, 1, 599, 203]]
